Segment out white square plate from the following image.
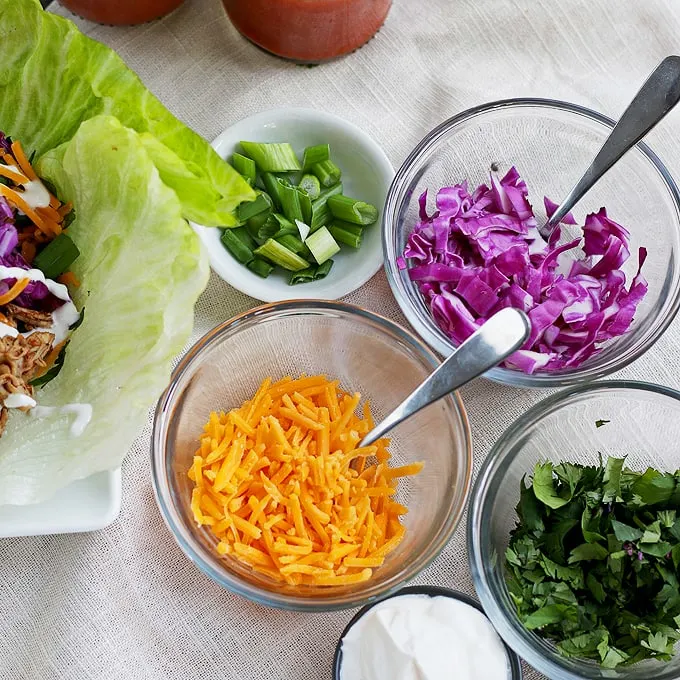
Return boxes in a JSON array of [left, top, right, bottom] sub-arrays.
[[0, 468, 122, 538]]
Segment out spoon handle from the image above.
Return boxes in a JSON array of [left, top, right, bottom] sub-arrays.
[[543, 55, 680, 235], [361, 308, 530, 447]]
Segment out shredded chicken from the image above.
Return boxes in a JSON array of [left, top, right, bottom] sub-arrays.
[[0, 331, 55, 435], [5, 303, 53, 329]]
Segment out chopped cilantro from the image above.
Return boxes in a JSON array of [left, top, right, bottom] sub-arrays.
[[506, 457, 680, 668]]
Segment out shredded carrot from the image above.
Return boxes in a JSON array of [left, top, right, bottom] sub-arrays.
[[57, 271, 81, 288], [0, 278, 29, 305], [0, 164, 28, 185], [188, 375, 423, 586], [0, 185, 59, 237], [10, 141, 37, 181], [36, 205, 63, 224], [57, 201, 73, 217]]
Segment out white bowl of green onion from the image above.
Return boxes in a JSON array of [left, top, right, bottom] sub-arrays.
[[192, 108, 394, 301]]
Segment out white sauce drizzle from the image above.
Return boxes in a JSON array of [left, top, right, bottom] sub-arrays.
[[0, 322, 18, 339], [5, 162, 51, 209], [4, 393, 37, 409], [0, 265, 80, 344], [31, 403, 93, 437]]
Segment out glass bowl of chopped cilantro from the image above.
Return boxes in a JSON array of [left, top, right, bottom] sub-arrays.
[[383, 99, 680, 388], [469, 381, 680, 679]]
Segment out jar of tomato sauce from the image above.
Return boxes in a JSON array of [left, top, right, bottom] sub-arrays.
[[222, 0, 392, 62], [58, 0, 185, 25]]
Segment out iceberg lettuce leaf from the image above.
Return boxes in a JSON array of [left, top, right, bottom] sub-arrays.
[[0, 0, 254, 226], [0, 116, 209, 505]]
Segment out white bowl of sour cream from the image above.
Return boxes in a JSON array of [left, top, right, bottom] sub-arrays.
[[333, 586, 523, 680]]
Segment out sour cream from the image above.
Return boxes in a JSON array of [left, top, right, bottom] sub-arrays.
[[340, 594, 511, 680]]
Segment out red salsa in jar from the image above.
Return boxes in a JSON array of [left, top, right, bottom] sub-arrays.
[[222, 0, 392, 62], [58, 0, 185, 25]]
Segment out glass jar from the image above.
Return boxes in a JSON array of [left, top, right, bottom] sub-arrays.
[[59, 0, 185, 25], [221, 0, 392, 62]]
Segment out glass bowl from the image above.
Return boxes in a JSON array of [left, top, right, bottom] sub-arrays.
[[468, 381, 680, 679], [383, 98, 680, 388], [151, 300, 472, 611]]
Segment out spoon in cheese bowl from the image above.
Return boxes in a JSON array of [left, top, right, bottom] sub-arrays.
[[361, 307, 530, 446]]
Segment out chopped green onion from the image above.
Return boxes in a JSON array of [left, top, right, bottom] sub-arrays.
[[232, 152, 256, 184], [238, 192, 273, 222], [298, 189, 312, 224], [310, 202, 329, 232], [329, 223, 362, 249], [278, 180, 304, 223], [310, 183, 343, 231], [239, 142, 302, 172], [261, 172, 286, 210], [220, 228, 254, 264], [256, 216, 281, 242], [271, 213, 298, 238], [330, 219, 364, 235], [289, 260, 334, 285], [327, 194, 378, 225], [33, 233, 80, 279], [302, 144, 330, 170], [254, 238, 310, 271], [288, 267, 315, 285], [232, 225, 258, 249], [314, 259, 333, 280], [247, 204, 275, 234], [276, 234, 310, 258], [247, 258, 274, 278], [311, 160, 342, 188], [312, 182, 343, 207], [295, 219, 311, 242], [245, 219, 264, 244], [298, 174, 321, 199], [305, 226, 340, 264]]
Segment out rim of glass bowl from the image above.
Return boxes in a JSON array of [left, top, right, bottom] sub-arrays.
[[151, 299, 473, 611], [467, 380, 680, 680], [382, 98, 680, 388]]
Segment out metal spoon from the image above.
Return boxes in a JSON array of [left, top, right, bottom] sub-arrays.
[[540, 55, 680, 240], [361, 307, 531, 447]]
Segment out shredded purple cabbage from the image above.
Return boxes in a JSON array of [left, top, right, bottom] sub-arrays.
[[403, 167, 648, 373], [0, 144, 62, 312]]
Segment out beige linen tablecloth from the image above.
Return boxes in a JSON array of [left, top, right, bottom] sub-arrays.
[[2, 1, 680, 678]]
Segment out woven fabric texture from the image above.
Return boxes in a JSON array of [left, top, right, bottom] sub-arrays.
[[2, 0, 680, 678]]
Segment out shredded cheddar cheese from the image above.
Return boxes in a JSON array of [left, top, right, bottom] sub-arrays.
[[188, 375, 423, 586]]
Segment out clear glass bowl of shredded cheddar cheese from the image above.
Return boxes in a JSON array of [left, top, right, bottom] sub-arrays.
[[151, 300, 472, 610]]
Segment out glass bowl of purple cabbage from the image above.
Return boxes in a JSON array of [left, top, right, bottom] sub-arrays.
[[383, 98, 680, 387]]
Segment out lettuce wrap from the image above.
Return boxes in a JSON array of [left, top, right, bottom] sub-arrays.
[[0, 116, 210, 505], [0, 0, 254, 226]]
